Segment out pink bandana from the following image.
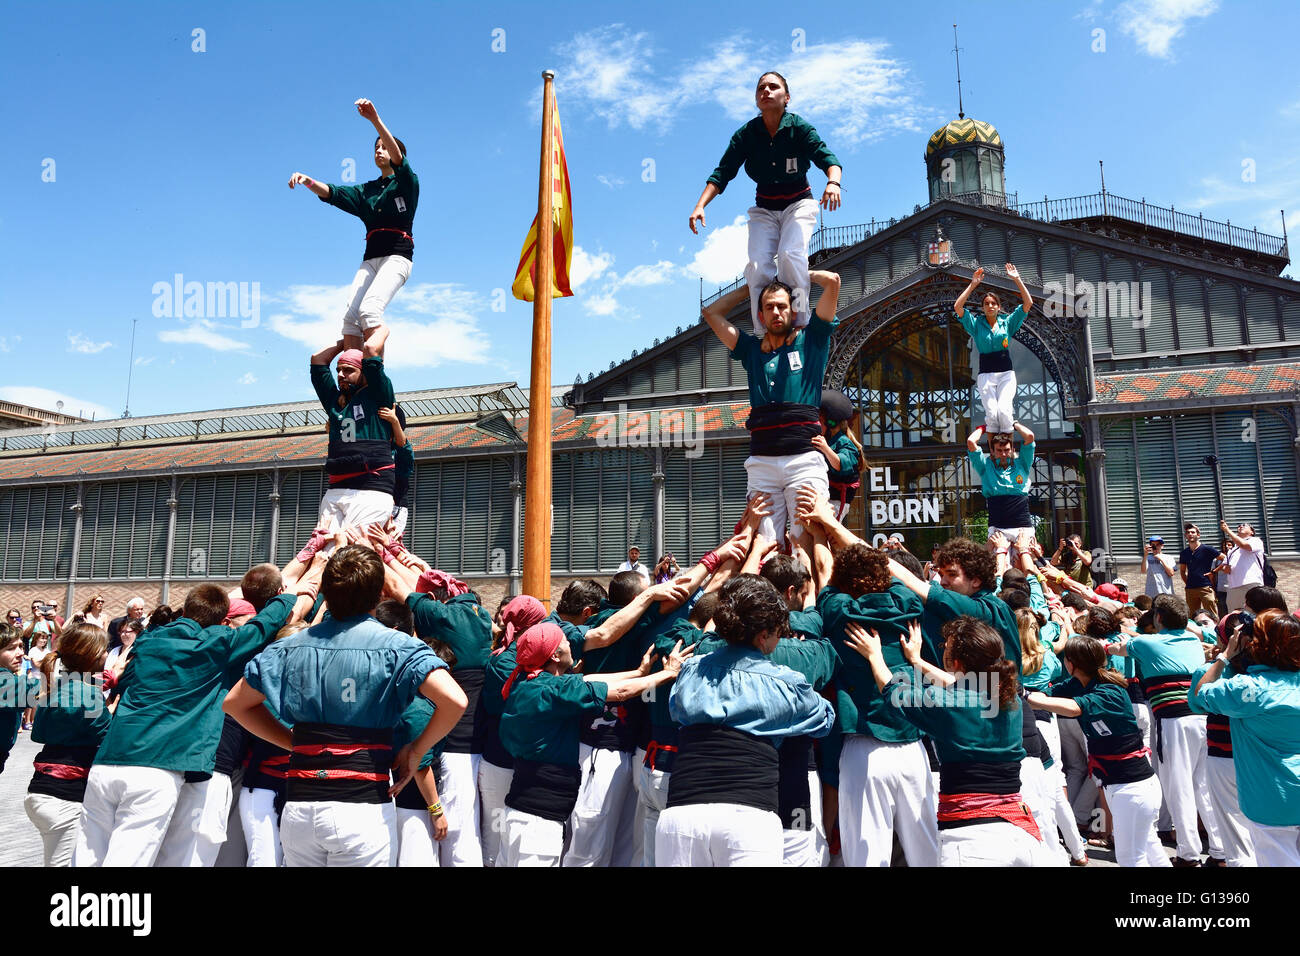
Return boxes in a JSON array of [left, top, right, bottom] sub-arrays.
[[501, 621, 565, 700], [416, 569, 469, 597], [337, 349, 364, 370], [493, 595, 548, 657]]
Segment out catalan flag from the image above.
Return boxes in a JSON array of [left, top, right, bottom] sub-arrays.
[[512, 97, 574, 301]]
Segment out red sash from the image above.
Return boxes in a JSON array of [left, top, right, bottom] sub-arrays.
[[937, 791, 1041, 842]]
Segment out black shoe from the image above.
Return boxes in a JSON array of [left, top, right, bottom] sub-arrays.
[[1158, 829, 1177, 848], [1204, 856, 1227, 868], [1172, 856, 1202, 867]]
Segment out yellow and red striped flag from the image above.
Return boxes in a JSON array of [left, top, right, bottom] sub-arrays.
[[512, 98, 574, 301]]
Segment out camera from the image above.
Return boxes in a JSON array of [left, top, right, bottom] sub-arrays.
[[1236, 610, 1255, 635], [36, 603, 56, 617]]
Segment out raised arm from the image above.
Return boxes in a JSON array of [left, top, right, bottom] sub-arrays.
[[1012, 420, 1035, 445], [288, 172, 331, 199], [810, 269, 840, 322], [311, 339, 345, 367], [581, 581, 689, 652], [701, 285, 748, 353], [795, 484, 864, 551], [967, 425, 986, 453], [954, 266, 984, 316], [1006, 263, 1032, 313], [356, 98, 403, 166]]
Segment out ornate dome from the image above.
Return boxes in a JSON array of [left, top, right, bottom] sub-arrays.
[[925, 117, 1002, 158]]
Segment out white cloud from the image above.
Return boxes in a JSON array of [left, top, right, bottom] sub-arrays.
[[683, 214, 749, 285], [67, 332, 113, 354], [596, 174, 625, 189], [266, 282, 492, 370], [570, 245, 613, 291], [0, 386, 115, 421], [555, 28, 932, 145], [0, 336, 13, 353], [619, 261, 676, 287], [157, 323, 251, 352], [583, 291, 621, 316], [238, 372, 258, 385], [1117, 0, 1217, 59]]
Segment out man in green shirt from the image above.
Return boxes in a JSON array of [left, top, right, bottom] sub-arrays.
[[703, 269, 841, 553], [966, 420, 1037, 567]]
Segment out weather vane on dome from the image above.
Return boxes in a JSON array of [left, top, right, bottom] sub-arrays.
[[953, 24, 964, 120]]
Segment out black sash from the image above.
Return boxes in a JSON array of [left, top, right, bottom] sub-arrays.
[[746, 403, 822, 457], [481, 713, 514, 770], [444, 667, 485, 754], [939, 760, 1021, 797], [286, 723, 393, 805], [28, 744, 96, 802], [978, 350, 1013, 374], [505, 758, 582, 823], [777, 734, 817, 830], [986, 494, 1032, 529], [666, 724, 779, 813]]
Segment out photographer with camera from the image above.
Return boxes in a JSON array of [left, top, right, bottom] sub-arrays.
[[1220, 520, 1267, 612], [22, 600, 62, 648], [1142, 535, 1176, 597], [1052, 534, 1092, 587]]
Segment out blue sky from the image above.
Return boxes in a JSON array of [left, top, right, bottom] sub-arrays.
[[3, 0, 1297, 420]]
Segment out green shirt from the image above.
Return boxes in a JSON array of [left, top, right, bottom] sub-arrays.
[[959, 305, 1027, 356], [707, 112, 840, 206], [406, 593, 493, 672], [500, 671, 607, 767], [392, 696, 443, 771], [310, 357, 396, 445], [828, 432, 860, 483], [921, 581, 1022, 673], [650, 618, 708, 730], [884, 667, 1025, 766], [95, 594, 295, 773], [730, 316, 833, 409], [967, 442, 1035, 498], [1, 671, 41, 755], [31, 677, 112, 749], [322, 156, 418, 260]]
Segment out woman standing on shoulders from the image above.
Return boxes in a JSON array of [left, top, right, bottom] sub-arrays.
[[954, 264, 1033, 433]]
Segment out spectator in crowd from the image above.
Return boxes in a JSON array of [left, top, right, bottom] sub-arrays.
[[23, 600, 63, 649], [1052, 534, 1092, 587], [75, 595, 109, 629], [653, 553, 679, 585], [1192, 608, 1300, 866], [616, 546, 650, 582], [1179, 523, 1220, 617], [1142, 535, 1176, 597], [105, 619, 142, 672], [108, 597, 147, 645], [1220, 520, 1266, 612]]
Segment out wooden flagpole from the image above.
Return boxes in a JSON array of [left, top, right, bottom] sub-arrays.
[[522, 70, 556, 606]]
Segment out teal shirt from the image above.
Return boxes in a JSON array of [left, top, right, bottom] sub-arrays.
[[730, 316, 833, 409], [1191, 664, 1300, 826], [310, 357, 396, 445], [392, 696, 443, 772], [827, 432, 860, 483], [542, 612, 592, 661], [921, 582, 1022, 673], [959, 305, 1027, 356], [500, 671, 607, 767], [650, 617, 706, 730], [1022, 648, 1062, 693], [95, 594, 295, 773], [31, 677, 112, 749], [819, 584, 925, 742], [706, 111, 840, 202], [322, 156, 418, 252], [1126, 629, 1207, 678], [406, 592, 493, 672], [1, 671, 41, 756], [884, 667, 1025, 766], [967, 442, 1035, 498], [788, 608, 824, 640]]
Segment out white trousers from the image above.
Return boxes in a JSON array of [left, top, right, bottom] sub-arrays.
[[75, 765, 184, 867], [745, 451, 829, 547], [977, 369, 1017, 434], [939, 819, 1040, 867], [1058, 717, 1098, 826], [477, 758, 514, 868], [655, 803, 783, 867], [279, 800, 396, 867], [1020, 757, 1068, 866], [395, 807, 441, 867], [500, 808, 564, 867], [1133, 702, 1153, 753], [155, 772, 233, 867], [1105, 775, 1171, 867], [25, 793, 83, 867], [638, 762, 672, 868], [564, 745, 635, 867], [317, 489, 396, 543], [837, 736, 939, 867], [437, 752, 483, 867], [1205, 755, 1256, 866], [341, 255, 412, 338], [1249, 823, 1300, 867], [783, 769, 829, 867], [238, 787, 283, 867], [988, 525, 1035, 566], [1155, 714, 1222, 860], [745, 198, 820, 335], [1037, 715, 1088, 860]]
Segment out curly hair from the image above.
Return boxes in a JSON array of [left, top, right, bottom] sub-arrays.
[[1250, 609, 1300, 671], [828, 544, 891, 598], [1083, 606, 1118, 640], [713, 574, 789, 648], [933, 537, 996, 592], [940, 615, 1018, 709]]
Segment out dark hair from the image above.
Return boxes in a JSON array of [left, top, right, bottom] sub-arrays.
[[1151, 593, 1189, 631], [1061, 636, 1128, 687], [989, 432, 1014, 450], [240, 564, 284, 612], [1000, 568, 1030, 595], [1084, 606, 1118, 640], [183, 585, 230, 628], [375, 135, 408, 160], [608, 570, 647, 608], [1060, 592, 1088, 612], [1184, 522, 1199, 532], [374, 599, 415, 635], [1250, 609, 1300, 671], [147, 605, 177, 631], [933, 537, 996, 592], [761, 554, 811, 603], [893, 549, 924, 580], [759, 280, 794, 309], [321, 545, 384, 620], [427, 638, 458, 669], [829, 544, 891, 598], [0, 624, 20, 653], [689, 592, 719, 628], [981, 290, 1002, 312], [940, 616, 1018, 709], [1245, 586, 1288, 615], [713, 575, 788, 648], [557, 579, 606, 616], [1136, 608, 1157, 634], [119, 618, 144, 636], [999, 588, 1031, 613], [1132, 594, 1153, 612], [755, 71, 790, 98], [1114, 604, 1142, 623]]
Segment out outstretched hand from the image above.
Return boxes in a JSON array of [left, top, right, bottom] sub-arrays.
[[355, 98, 379, 122], [288, 172, 315, 190], [663, 639, 694, 676], [843, 621, 882, 662]]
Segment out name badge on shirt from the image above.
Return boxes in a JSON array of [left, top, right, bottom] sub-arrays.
[[395, 197, 407, 213], [352, 404, 366, 421], [785, 157, 798, 174], [1091, 720, 1112, 737], [787, 351, 803, 372]]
